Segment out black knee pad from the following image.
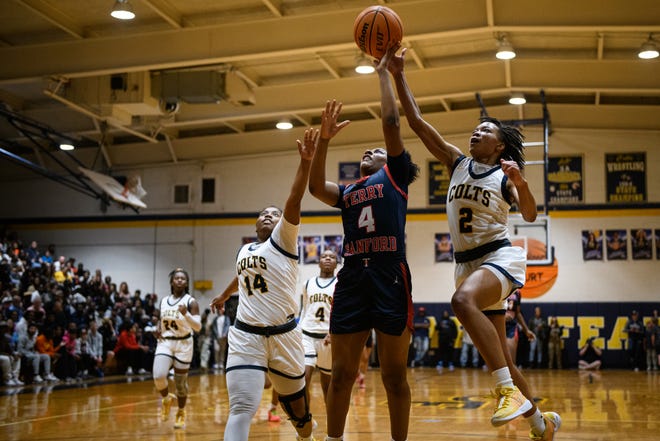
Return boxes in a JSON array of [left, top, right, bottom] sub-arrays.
[[278, 387, 312, 428]]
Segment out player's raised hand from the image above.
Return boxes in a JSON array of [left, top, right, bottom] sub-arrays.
[[320, 99, 350, 141], [297, 127, 319, 161]]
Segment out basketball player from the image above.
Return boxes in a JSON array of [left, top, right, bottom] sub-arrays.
[[308, 46, 420, 441], [209, 131, 318, 441], [300, 249, 338, 405], [153, 268, 201, 429], [388, 44, 561, 441]]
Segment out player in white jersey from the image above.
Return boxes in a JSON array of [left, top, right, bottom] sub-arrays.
[[300, 249, 338, 404], [210, 130, 318, 441], [152, 268, 201, 429], [390, 44, 561, 441]]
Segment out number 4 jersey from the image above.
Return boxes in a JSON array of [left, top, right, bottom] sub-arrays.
[[299, 276, 336, 334], [234, 216, 300, 327], [159, 293, 196, 338]]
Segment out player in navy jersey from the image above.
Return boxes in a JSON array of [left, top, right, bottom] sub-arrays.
[[308, 43, 419, 441], [388, 44, 561, 441]]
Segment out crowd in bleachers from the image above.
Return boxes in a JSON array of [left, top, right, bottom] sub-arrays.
[[0, 235, 159, 386]]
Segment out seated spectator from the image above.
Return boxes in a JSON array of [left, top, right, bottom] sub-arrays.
[[35, 326, 64, 369], [578, 337, 602, 370], [57, 324, 80, 381], [86, 320, 112, 377], [0, 320, 23, 386], [113, 322, 149, 375], [17, 323, 59, 383]]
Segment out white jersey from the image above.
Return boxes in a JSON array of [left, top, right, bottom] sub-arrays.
[[299, 276, 336, 334], [235, 216, 299, 327], [159, 293, 196, 338], [447, 156, 512, 254]]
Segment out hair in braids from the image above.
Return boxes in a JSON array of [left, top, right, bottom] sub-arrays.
[[169, 268, 190, 295], [480, 116, 526, 169]]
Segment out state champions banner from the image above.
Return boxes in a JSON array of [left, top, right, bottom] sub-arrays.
[[547, 155, 583, 205], [605, 152, 646, 203]]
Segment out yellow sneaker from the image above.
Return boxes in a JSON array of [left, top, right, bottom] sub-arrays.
[[161, 393, 176, 421], [174, 408, 186, 429], [491, 385, 532, 427], [529, 412, 562, 440]]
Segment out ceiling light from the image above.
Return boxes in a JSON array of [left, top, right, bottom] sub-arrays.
[[111, 0, 135, 20], [59, 143, 75, 151], [496, 36, 516, 60], [355, 54, 375, 74], [276, 120, 293, 130], [509, 92, 526, 105], [638, 35, 659, 59]]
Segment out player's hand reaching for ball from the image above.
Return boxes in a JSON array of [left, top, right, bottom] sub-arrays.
[[376, 42, 401, 74], [297, 127, 319, 161], [319, 99, 350, 141]]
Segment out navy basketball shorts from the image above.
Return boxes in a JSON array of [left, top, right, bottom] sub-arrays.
[[330, 259, 413, 336]]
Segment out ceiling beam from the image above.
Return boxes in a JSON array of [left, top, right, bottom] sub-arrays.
[[141, 0, 183, 29], [15, 0, 85, 39]]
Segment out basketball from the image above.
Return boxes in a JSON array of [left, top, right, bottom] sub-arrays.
[[353, 6, 403, 59]]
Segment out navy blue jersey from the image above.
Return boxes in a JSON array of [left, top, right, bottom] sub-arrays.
[[334, 152, 410, 261]]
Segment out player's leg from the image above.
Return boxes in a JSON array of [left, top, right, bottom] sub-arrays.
[[375, 329, 412, 441], [224, 368, 266, 441], [326, 330, 370, 439], [153, 353, 175, 421]]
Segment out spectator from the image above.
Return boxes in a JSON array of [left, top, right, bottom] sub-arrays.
[[644, 318, 658, 371], [547, 317, 564, 369], [436, 310, 457, 372], [0, 320, 23, 386], [623, 310, 644, 371], [412, 307, 431, 367], [113, 322, 149, 375], [578, 337, 602, 370], [528, 306, 547, 369], [198, 308, 214, 371], [87, 319, 111, 377], [211, 304, 231, 372], [459, 327, 480, 368], [18, 323, 58, 383]]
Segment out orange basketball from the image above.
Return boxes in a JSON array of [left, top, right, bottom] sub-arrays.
[[353, 6, 403, 59]]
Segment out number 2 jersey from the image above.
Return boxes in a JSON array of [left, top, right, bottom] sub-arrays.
[[447, 155, 512, 257], [299, 276, 336, 334], [235, 216, 299, 327], [159, 293, 196, 338]]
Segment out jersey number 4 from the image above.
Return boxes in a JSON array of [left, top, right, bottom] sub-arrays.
[[163, 320, 179, 331], [358, 205, 376, 233], [243, 274, 268, 296]]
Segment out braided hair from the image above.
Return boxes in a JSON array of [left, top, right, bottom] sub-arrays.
[[480, 116, 526, 169]]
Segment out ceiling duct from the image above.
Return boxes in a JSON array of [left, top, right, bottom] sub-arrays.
[[63, 72, 162, 126], [151, 70, 255, 106]]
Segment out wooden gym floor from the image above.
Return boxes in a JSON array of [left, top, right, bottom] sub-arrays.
[[1, 367, 658, 441]]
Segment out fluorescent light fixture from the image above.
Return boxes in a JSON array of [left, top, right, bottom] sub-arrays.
[[59, 143, 75, 151], [509, 92, 526, 105], [111, 0, 135, 20], [638, 36, 659, 59], [355, 55, 375, 74], [276, 120, 293, 130], [496, 37, 516, 60]]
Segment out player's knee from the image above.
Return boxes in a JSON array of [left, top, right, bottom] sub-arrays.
[[153, 375, 168, 391], [174, 373, 188, 397], [278, 388, 312, 428]]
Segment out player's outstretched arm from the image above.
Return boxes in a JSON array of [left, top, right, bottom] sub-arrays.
[[210, 276, 238, 313], [282, 128, 317, 226], [375, 44, 404, 158], [388, 48, 462, 169], [502, 159, 537, 223], [309, 100, 349, 206]]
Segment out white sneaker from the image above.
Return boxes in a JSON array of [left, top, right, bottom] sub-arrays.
[[33, 375, 44, 383], [45, 373, 59, 382], [126, 367, 134, 375], [6, 378, 17, 386], [13, 378, 24, 386], [138, 368, 147, 375]]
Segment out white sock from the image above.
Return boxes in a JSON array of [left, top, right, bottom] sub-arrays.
[[527, 408, 546, 436], [492, 367, 514, 388]]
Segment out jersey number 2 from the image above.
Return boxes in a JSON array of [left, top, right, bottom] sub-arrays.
[[459, 207, 473, 233]]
